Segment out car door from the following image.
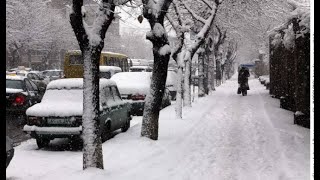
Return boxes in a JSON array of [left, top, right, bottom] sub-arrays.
[[111, 86, 128, 126], [24, 79, 38, 105], [29, 80, 43, 103], [106, 86, 125, 130], [103, 87, 119, 131]]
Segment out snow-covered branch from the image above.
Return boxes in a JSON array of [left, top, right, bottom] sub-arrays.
[[181, 1, 207, 24]]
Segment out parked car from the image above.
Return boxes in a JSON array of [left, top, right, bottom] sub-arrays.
[[166, 71, 177, 100], [99, 66, 122, 79], [42, 69, 64, 81], [110, 72, 171, 116], [6, 135, 14, 168], [23, 78, 132, 148], [16, 71, 49, 90], [129, 66, 152, 72], [6, 75, 45, 124]]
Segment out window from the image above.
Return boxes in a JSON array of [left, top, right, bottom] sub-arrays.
[[109, 57, 115, 66], [25, 79, 34, 91], [6, 80, 23, 90], [111, 86, 121, 102], [105, 87, 115, 106], [32, 73, 40, 80], [27, 73, 34, 80], [100, 72, 111, 79], [69, 55, 83, 65], [29, 80, 39, 92]]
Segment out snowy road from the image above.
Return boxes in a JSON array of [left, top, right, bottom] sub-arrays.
[[7, 75, 310, 180]]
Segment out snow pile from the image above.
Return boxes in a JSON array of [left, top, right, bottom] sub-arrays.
[[110, 72, 152, 95]]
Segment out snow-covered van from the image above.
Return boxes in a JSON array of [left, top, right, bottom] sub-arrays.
[[23, 78, 132, 148]]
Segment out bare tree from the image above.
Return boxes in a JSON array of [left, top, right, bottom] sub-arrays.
[[166, 0, 188, 119], [179, 0, 223, 107], [69, 0, 131, 169], [140, 0, 173, 140]]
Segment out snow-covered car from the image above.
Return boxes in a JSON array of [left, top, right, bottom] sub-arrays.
[[110, 72, 171, 116], [6, 75, 45, 124], [42, 69, 64, 81], [166, 71, 177, 100], [6, 136, 14, 168], [23, 78, 132, 148]]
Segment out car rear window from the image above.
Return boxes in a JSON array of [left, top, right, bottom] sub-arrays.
[[6, 79, 23, 90]]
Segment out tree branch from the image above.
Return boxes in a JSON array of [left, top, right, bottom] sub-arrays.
[[181, 1, 207, 24], [70, 0, 89, 51]]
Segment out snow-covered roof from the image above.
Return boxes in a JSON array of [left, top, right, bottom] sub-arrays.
[[110, 72, 152, 95], [46, 78, 117, 90], [130, 66, 152, 69], [6, 75, 26, 81], [99, 66, 122, 72]]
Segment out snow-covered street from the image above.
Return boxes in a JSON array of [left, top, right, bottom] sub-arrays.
[[6, 76, 310, 180]]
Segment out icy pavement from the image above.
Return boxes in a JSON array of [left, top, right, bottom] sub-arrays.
[[6, 75, 310, 180]]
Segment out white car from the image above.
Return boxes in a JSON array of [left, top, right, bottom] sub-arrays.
[[111, 72, 171, 115]]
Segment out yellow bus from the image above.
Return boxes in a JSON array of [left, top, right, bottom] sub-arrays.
[[64, 50, 129, 78]]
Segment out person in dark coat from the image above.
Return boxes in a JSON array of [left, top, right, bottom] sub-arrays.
[[238, 66, 250, 90]]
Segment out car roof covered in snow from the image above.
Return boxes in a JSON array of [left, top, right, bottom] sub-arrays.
[[130, 66, 152, 69], [47, 78, 117, 90], [99, 66, 122, 72], [110, 72, 151, 95], [6, 75, 26, 81]]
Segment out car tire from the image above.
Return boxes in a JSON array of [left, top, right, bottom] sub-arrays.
[[121, 119, 130, 132], [36, 138, 50, 149], [101, 122, 111, 142]]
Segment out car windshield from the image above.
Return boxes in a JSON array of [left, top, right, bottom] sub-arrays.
[[6, 79, 23, 89], [130, 68, 146, 72], [100, 72, 111, 79], [43, 71, 62, 77]]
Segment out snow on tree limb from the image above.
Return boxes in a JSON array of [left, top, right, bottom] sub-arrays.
[[181, 1, 207, 24]]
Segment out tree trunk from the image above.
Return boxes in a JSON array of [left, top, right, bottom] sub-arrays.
[[141, 48, 170, 140], [198, 51, 205, 97], [175, 53, 184, 119], [82, 48, 104, 169], [70, 0, 116, 169], [183, 51, 192, 107]]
